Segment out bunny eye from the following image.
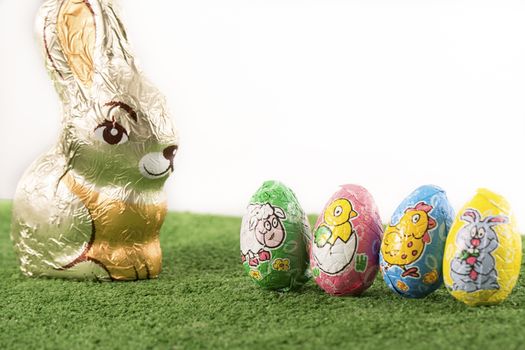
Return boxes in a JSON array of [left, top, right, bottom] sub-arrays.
[[478, 227, 485, 238], [470, 226, 477, 237], [412, 214, 420, 223], [94, 120, 129, 145]]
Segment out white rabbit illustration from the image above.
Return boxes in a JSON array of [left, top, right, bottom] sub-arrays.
[[10, 0, 178, 281], [450, 209, 507, 292]]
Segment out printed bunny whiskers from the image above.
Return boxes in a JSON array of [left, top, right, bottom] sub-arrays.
[[10, 0, 178, 281]]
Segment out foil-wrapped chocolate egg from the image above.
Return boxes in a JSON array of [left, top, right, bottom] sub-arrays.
[[240, 181, 310, 291], [380, 185, 454, 298], [310, 184, 383, 296], [443, 188, 522, 306]]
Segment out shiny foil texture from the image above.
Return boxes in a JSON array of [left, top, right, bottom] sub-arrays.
[[443, 189, 522, 306], [10, 0, 178, 281], [311, 185, 383, 296], [380, 185, 454, 298], [240, 181, 311, 291]]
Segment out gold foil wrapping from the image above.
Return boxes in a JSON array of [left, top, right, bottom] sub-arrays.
[[10, 0, 178, 281]]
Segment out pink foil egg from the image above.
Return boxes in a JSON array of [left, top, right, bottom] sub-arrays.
[[310, 185, 383, 295]]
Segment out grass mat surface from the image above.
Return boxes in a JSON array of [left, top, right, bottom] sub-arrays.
[[0, 200, 524, 349]]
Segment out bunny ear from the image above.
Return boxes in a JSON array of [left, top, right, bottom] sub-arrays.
[[56, 0, 97, 87], [485, 215, 508, 225], [39, 0, 99, 90], [461, 209, 480, 223]]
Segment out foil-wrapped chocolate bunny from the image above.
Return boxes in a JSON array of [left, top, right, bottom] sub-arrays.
[[11, 0, 178, 281]]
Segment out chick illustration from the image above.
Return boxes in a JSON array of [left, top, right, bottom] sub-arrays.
[[381, 202, 436, 278], [314, 199, 358, 248]]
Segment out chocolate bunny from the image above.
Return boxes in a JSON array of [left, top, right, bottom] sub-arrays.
[[450, 209, 507, 292], [10, 0, 178, 281]]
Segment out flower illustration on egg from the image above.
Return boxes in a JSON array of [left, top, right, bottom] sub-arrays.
[[396, 280, 410, 292], [249, 270, 263, 280], [272, 258, 290, 271], [423, 269, 439, 284]]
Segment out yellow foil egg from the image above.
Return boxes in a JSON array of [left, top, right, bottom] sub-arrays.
[[443, 189, 522, 306]]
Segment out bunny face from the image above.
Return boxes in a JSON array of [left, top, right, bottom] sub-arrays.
[[39, 0, 178, 190], [458, 223, 496, 251], [456, 209, 507, 251], [61, 92, 178, 190]]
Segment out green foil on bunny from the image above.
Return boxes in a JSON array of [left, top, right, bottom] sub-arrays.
[[240, 181, 311, 291], [10, 0, 178, 281]]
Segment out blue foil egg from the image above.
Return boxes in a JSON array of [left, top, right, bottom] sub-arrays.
[[379, 185, 454, 298]]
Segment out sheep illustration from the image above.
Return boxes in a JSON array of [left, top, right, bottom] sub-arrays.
[[450, 209, 507, 292], [240, 203, 287, 267]]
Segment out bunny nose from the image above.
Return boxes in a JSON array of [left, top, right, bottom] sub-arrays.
[[163, 145, 178, 161], [471, 238, 480, 247]]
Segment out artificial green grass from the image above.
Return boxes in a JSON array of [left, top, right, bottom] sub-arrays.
[[0, 200, 524, 350]]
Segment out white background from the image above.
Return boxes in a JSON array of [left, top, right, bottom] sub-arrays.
[[0, 0, 524, 230]]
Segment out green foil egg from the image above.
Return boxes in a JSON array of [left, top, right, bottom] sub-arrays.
[[240, 181, 311, 291]]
